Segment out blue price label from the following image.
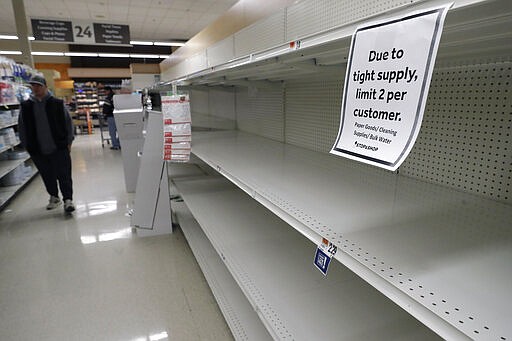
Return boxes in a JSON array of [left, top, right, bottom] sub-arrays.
[[314, 247, 331, 276]]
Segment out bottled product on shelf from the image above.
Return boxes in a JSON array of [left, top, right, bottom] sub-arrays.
[[0, 56, 39, 209], [74, 82, 100, 114], [0, 56, 36, 105], [73, 82, 100, 133]]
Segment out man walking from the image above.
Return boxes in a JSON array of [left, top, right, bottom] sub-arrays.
[[102, 86, 120, 150], [18, 75, 75, 212]]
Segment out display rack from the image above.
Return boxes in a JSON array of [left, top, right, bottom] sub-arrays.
[[173, 173, 440, 340], [189, 130, 511, 340], [74, 83, 100, 133], [172, 201, 273, 340], [0, 104, 38, 210], [166, 161, 271, 339], [159, 0, 511, 339]]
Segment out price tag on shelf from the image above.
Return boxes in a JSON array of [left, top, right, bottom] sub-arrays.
[[289, 40, 302, 50], [314, 238, 337, 276]]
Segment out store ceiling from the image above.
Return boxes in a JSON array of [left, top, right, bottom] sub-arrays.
[[0, 0, 239, 41]]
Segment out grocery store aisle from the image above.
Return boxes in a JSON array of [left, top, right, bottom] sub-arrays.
[[0, 132, 233, 341]]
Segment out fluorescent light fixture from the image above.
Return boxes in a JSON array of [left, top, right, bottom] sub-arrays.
[[0, 34, 186, 46], [98, 53, 130, 58], [149, 332, 169, 341], [0, 35, 35, 40], [154, 41, 185, 46], [80, 235, 97, 245], [0, 50, 22, 55], [130, 40, 153, 45], [65, 52, 99, 57], [0, 35, 18, 40], [1, 49, 170, 59], [130, 54, 161, 59], [31, 51, 64, 56]]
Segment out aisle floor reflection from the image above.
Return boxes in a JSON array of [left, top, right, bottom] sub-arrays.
[[0, 131, 233, 341], [80, 227, 133, 245], [75, 200, 118, 218]]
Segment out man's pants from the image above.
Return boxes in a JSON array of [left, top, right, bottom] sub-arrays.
[[107, 116, 120, 148], [31, 149, 73, 200]]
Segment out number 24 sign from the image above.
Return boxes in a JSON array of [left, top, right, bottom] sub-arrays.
[[73, 21, 95, 44]]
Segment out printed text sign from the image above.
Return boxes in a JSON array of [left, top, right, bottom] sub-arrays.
[[330, 4, 451, 171]]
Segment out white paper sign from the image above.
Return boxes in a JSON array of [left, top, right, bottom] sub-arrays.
[[330, 4, 451, 171], [161, 94, 192, 162]]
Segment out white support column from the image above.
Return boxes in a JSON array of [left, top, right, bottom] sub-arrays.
[[11, 0, 34, 68]]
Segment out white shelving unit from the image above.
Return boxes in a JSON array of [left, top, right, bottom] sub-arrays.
[[188, 130, 511, 340], [0, 122, 17, 130], [173, 172, 441, 340], [159, 0, 511, 339], [0, 168, 38, 206], [0, 155, 30, 178], [172, 200, 273, 341], [0, 105, 38, 210]]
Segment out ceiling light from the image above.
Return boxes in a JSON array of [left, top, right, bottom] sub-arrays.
[[0, 35, 18, 40], [0, 35, 35, 40], [149, 332, 169, 341], [1, 50, 170, 59], [31, 51, 64, 56], [80, 235, 97, 245], [130, 54, 161, 59], [154, 41, 185, 46], [98, 53, 130, 58], [130, 40, 153, 45], [65, 52, 99, 57], [0, 50, 22, 55]]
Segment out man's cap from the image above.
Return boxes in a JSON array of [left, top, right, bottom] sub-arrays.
[[29, 75, 47, 86]]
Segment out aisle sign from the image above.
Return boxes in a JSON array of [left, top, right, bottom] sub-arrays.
[[161, 94, 192, 163], [31, 19, 73, 42], [94, 23, 130, 45], [31, 18, 130, 45], [73, 20, 96, 45], [314, 238, 337, 276], [330, 4, 452, 171]]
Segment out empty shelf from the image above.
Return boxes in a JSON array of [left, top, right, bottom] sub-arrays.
[[190, 130, 511, 340], [174, 175, 440, 340], [173, 200, 272, 341]]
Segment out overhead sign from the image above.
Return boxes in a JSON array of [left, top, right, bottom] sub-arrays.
[[330, 4, 451, 171], [31, 18, 130, 45], [31, 19, 73, 42], [93, 23, 130, 45]]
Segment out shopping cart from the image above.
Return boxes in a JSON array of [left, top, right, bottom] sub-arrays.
[[98, 113, 111, 148]]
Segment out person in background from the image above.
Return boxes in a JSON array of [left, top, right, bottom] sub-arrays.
[[102, 86, 120, 150], [18, 75, 75, 212]]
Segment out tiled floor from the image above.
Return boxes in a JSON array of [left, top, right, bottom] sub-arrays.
[[0, 132, 233, 341]]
